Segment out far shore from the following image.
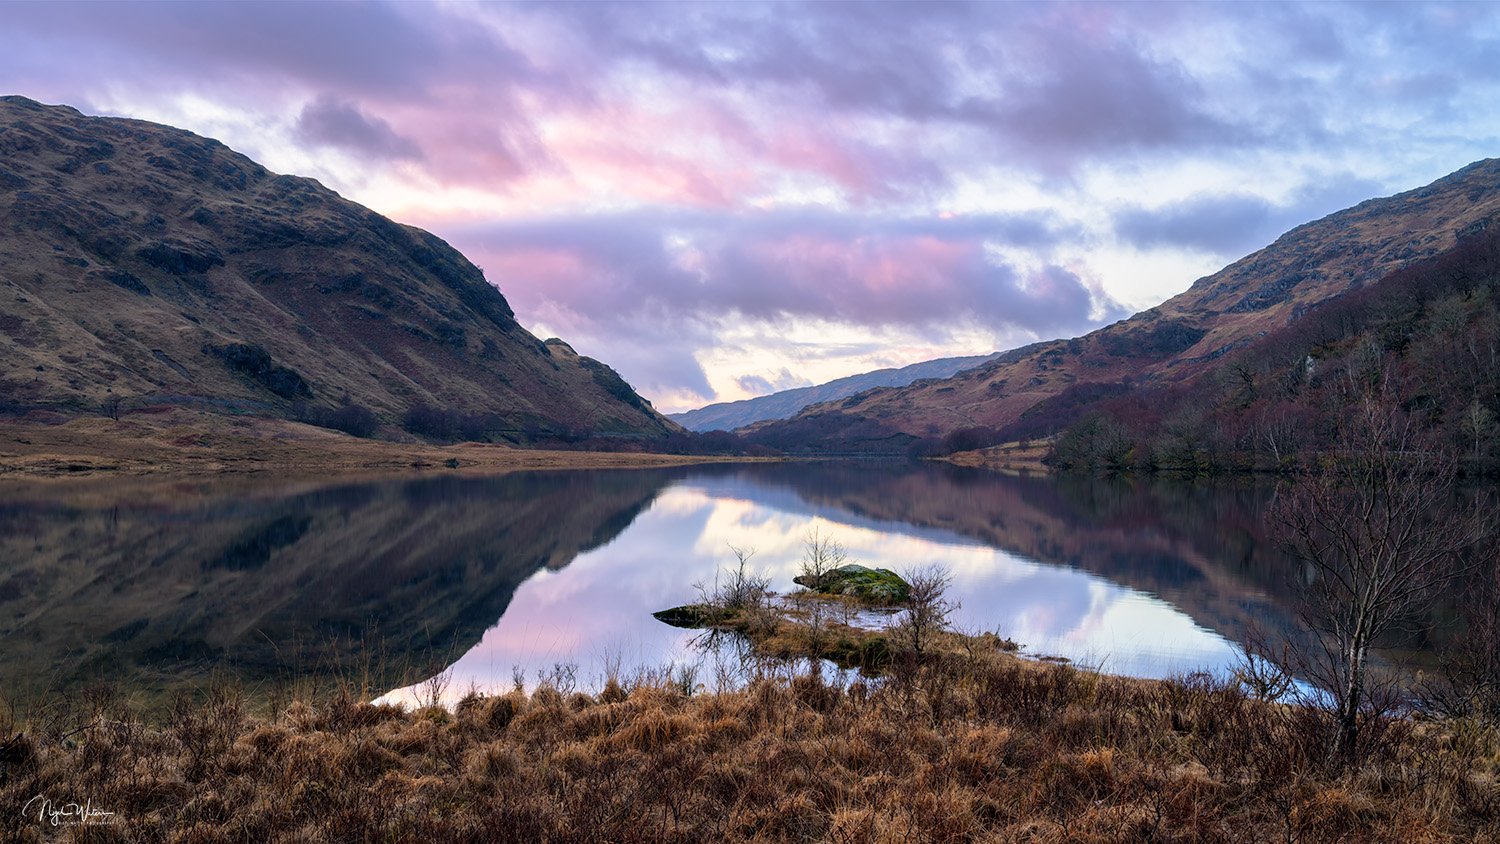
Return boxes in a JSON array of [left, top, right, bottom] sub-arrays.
[[0, 409, 775, 482], [937, 438, 1053, 475]]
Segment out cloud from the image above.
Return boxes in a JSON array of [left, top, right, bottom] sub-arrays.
[[5, 1, 1500, 406], [450, 207, 1118, 405], [736, 369, 812, 396], [1114, 193, 1278, 255], [989, 38, 1244, 168], [548, 3, 1247, 175], [1112, 175, 1390, 256], [453, 207, 1114, 339], [735, 375, 776, 395], [295, 95, 422, 161], [5, 1, 1497, 208], [0, 1, 544, 101]]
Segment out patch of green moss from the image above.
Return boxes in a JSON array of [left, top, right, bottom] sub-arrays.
[[793, 564, 910, 605]]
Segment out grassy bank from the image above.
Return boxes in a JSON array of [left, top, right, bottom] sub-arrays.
[[5, 638, 1500, 842], [939, 438, 1053, 475], [0, 409, 766, 480]]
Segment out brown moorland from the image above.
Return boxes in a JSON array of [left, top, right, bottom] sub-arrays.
[[0, 408, 745, 480], [4, 635, 1499, 843]]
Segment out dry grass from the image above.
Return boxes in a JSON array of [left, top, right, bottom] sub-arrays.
[[5, 645, 1500, 842], [941, 439, 1053, 475], [0, 409, 766, 480]]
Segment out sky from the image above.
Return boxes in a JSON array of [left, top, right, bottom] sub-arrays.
[[4, 2, 1500, 413]]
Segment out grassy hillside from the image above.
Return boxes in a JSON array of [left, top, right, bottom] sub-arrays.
[[1036, 224, 1500, 475], [748, 160, 1500, 453], [0, 96, 678, 442]]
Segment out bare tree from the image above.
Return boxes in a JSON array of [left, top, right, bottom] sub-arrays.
[[799, 526, 848, 584], [1273, 396, 1488, 763], [1255, 406, 1302, 470], [892, 565, 958, 658], [1461, 399, 1496, 460]]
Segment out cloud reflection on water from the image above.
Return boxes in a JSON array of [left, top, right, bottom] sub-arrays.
[[382, 475, 1235, 706]]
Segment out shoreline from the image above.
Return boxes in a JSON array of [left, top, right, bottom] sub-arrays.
[[937, 439, 1052, 475], [0, 410, 775, 482]]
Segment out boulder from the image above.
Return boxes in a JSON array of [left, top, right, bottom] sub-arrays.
[[792, 564, 910, 605]]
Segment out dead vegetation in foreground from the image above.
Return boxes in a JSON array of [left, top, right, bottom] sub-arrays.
[[5, 643, 1500, 843]]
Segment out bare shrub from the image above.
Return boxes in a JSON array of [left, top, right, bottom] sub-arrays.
[[1233, 627, 1297, 703], [890, 564, 958, 658], [1420, 543, 1500, 722], [697, 544, 771, 612], [417, 666, 453, 710]]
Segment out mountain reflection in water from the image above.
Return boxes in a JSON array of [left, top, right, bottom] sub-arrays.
[[382, 464, 1307, 704], [1, 463, 1310, 706]]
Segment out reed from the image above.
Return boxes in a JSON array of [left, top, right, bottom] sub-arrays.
[[4, 635, 1499, 842]]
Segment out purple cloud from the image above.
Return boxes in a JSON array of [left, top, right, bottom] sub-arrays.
[[446, 208, 1123, 403], [4, 1, 1500, 406], [452, 208, 1116, 338], [1113, 176, 1389, 256], [553, 2, 1245, 173], [736, 369, 812, 396], [295, 95, 422, 161], [1115, 193, 1279, 255], [3, 1, 1495, 203]]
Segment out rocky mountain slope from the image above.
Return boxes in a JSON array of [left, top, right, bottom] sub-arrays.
[[750, 160, 1500, 452], [669, 351, 1001, 432], [0, 96, 678, 441]]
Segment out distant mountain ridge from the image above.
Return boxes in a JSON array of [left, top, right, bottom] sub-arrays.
[[746, 158, 1500, 452], [0, 96, 678, 441], [670, 352, 1003, 431]]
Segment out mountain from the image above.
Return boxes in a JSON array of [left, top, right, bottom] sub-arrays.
[[669, 351, 1003, 432], [0, 96, 677, 442], [1038, 215, 1500, 473], [747, 160, 1500, 452]]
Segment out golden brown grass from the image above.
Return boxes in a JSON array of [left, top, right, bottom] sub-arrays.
[[0, 409, 766, 480], [6, 646, 1500, 842], [940, 438, 1053, 475]]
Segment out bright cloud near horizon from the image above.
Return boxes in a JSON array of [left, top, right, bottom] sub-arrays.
[[5, 2, 1500, 412]]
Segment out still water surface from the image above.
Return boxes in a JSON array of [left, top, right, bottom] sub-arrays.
[[0, 462, 1306, 706]]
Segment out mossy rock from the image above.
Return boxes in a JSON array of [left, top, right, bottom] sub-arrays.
[[793, 564, 910, 605], [651, 604, 730, 629]]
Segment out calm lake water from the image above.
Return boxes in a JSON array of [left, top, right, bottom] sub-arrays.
[[1, 461, 1320, 707]]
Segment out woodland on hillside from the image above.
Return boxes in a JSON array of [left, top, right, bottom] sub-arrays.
[[1035, 226, 1500, 476]]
